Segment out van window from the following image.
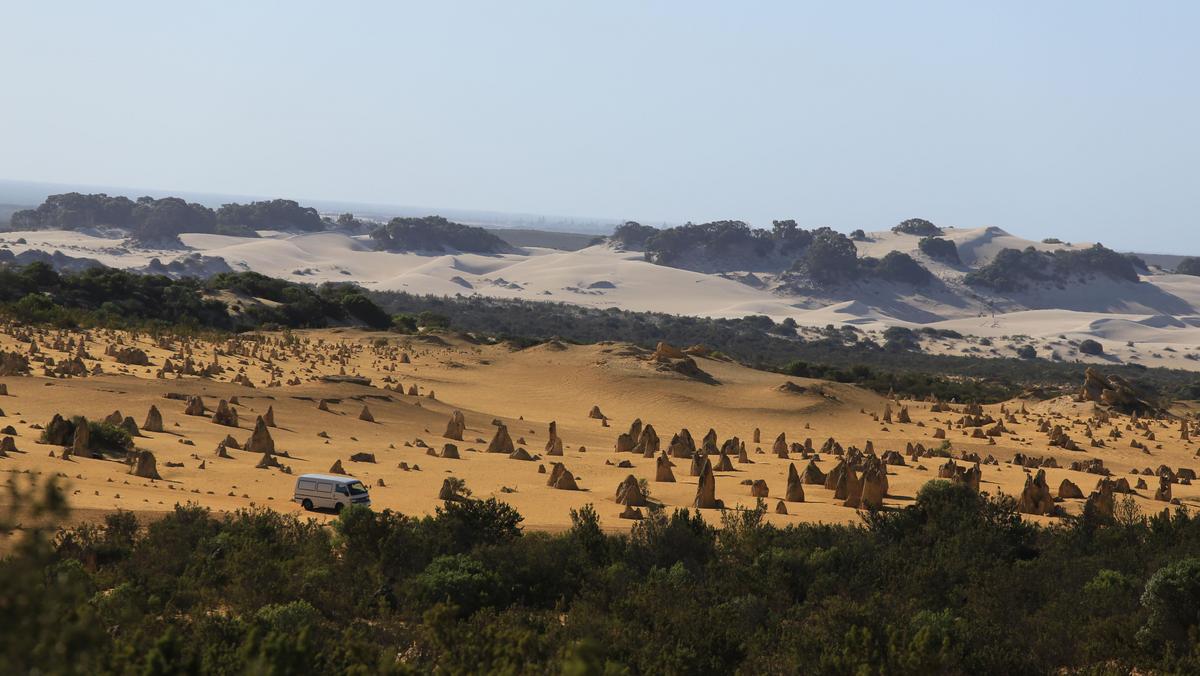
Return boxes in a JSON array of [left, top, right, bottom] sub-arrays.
[[335, 485, 349, 495], [347, 481, 368, 496], [317, 483, 333, 493], [298, 480, 317, 491]]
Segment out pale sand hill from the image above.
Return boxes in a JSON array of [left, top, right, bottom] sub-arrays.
[[4, 227, 1200, 372], [1, 326, 1197, 533]]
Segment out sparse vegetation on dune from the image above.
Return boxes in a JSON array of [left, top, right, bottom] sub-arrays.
[[918, 235, 961, 264], [7, 477, 1200, 673], [1176, 257, 1200, 276], [965, 244, 1140, 291], [369, 215, 511, 254], [0, 263, 391, 331], [625, 219, 945, 287], [372, 291, 1200, 403], [1, 259, 1196, 403], [8, 193, 332, 243]]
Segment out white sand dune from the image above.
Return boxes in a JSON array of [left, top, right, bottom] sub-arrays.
[[3, 226, 1200, 370]]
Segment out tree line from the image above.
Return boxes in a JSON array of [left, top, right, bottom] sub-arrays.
[[7, 477, 1200, 673]]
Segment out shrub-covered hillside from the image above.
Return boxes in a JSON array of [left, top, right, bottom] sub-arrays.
[[9, 193, 330, 242], [0, 263, 392, 331], [369, 215, 511, 253], [965, 244, 1141, 291], [615, 219, 941, 288]]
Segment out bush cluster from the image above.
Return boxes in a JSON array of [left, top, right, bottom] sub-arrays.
[[10, 479, 1200, 673], [369, 216, 510, 253], [966, 244, 1139, 291], [10, 193, 329, 242], [0, 263, 391, 331]]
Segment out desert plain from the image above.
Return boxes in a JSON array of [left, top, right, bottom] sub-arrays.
[[1, 323, 1197, 535]]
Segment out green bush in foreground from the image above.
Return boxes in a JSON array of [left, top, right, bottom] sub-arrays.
[[6, 477, 1200, 674]]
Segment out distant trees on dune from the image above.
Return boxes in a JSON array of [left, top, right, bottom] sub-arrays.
[[11, 193, 327, 243], [369, 215, 511, 254], [965, 244, 1140, 292]]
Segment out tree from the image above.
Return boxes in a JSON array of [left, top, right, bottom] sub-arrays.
[[610, 222, 658, 249], [1176, 257, 1200, 276], [891, 218, 942, 236], [918, 237, 961, 265], [793, 228, 859, 286], [1139, 558, 1200, 649], [370, 216, 509, 253]]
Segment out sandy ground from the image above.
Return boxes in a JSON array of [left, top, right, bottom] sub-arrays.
[[1, 325, 1198, 540]]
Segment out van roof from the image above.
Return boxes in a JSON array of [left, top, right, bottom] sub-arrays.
[[297, 474, 362, 484]]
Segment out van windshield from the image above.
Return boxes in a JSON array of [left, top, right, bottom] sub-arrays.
[[347, 481, 369, 496]]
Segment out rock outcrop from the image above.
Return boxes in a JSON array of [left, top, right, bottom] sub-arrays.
[[486, 423, 515, 454], [1058, 479, 1084, 499], [184, 396, 205, 416], [1154, 476, 1173, 502], [443, 410, 466, 440], [129, 450, 161, 479], [1078, 367, 1156, 413], [211, 399, 238, 427], [615, 474, 647, 506], [692, 458, 722, 509], [655, 453, 676, 482], [1017, 469, 1054, 516], [547, 463, 579, 490], [544, 421, 563, 456], [244, 416, 275, 454], [143, 405, 164, 433], [859, 463, 887, 510], [785, 463, 805, 502]]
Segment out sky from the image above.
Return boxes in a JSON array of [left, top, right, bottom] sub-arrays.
[[1, 1, 1196, 251]]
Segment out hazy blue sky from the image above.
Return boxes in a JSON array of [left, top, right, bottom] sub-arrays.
[[1, 2, 1196, 250]]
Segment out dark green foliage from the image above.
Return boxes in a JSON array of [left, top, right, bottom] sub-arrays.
[[1079, 339, 1104, 356], [1016, 344, 1037, 359], [862, 251, 933, 285], [639, 219, 815, 268], [11, 193, 334, 242], [12, 477, 1200, 674], [791, 227, 859, 285], [216, 199, 324, 232], [918, 236, 961, 264], [1177, 257, 1200, 276], [370, 215, 509, 253], [1138, 558, 1200, 651], [882, 325, 920, 351], [0, 263, 388, 331], [966, 244, 1139, 291], [12, 192, 215, 244], [86, 420, 134, 453], [130, 196, 217, 244], [11, 192, 136, 230], [609, 221, 659, 249], [891, 218, 942, 236]]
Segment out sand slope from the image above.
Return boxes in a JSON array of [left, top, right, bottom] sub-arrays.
[[1, 326, 1197, 533]]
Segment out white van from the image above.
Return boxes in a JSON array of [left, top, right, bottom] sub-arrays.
[[294, 473, 371, 512]]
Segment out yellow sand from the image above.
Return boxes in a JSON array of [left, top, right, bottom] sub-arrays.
[[0, 325, 1196, 533]]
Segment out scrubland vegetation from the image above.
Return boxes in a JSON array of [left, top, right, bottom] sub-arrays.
[[8, 477, 1200, 673]]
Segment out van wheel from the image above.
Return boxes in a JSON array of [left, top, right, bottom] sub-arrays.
[[301, 499, 313, 511], [334, 503, 344, 514]]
